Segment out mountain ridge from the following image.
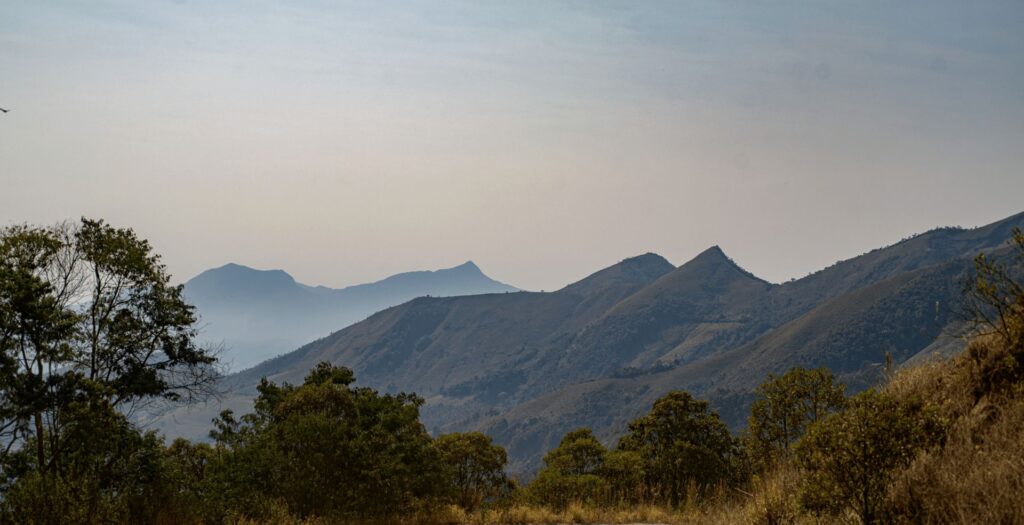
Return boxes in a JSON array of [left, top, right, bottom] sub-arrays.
[[154, 210, 1024, 474], [184, 260, 519, 371]]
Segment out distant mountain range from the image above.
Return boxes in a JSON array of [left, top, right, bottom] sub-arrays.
[[184, 261, 518, 371], [154, 211, 1024, 474]]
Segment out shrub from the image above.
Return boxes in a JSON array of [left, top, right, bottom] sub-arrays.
[[795, 389, 942, 524], [434, 432, 509, 511], [618, 391, 738, 507], [528, 428, 608, 508]]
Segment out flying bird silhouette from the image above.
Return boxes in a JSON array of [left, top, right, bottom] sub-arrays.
[[0, 108, 8, 113]]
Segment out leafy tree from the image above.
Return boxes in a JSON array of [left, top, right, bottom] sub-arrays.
[[795, 389, 941, 524], [0, 219, 218, 480], [598, 449, 645, 505], [618, 391, 737, 507], [747, 367, 846, 469], [434, 432, 509, 511], [541, 428, 606, 476], [0, 225, 77, 475], [0, 397, 179, 525], [528, 428, 609, 508], [210, 362, 444, 520]]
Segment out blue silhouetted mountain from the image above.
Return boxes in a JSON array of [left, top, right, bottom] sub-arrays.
[[184, 261, 518, 371]]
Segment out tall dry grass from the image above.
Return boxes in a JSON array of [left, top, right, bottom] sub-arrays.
[[228, 502, 684, 525], [882, 336, 1024, 524]]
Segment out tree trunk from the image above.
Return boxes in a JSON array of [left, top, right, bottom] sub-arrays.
[[34, 411, 45, 471]]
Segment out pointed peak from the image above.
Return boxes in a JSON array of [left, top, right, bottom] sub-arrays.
[[675, 245, 767, 284], [453, 260, 481, 272], [434, 260, 485, 278], [685, 245, 731, 265]]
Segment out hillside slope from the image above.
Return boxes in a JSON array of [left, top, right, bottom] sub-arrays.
[[157, 211, 1024, 473], [478, 256, 976, 472], [150, 253, 674, 439]]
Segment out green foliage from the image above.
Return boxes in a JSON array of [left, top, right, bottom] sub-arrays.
[[795, 389, 942, 524], [617, 391, 738, 507], [0, 219, 218, 524], [0, 397, 193, 525], [209, 362, 445, 521], [434, 432, 509, 511], [2, 221, 1018, 524], [597, 449, 645, 505], [0, 219, 218, 478], [747, 367, 846, 470], [528, 428, 609, 508], [541, 428, 606, 477]]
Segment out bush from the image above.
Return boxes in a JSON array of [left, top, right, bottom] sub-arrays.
[[617, 391, 739, 507], [208, 362, 445, 521], [434, 432, 510, 511], [795, 389, 942, 524], [528, 428, 608, 508]]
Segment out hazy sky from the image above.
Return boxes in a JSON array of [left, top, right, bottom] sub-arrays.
[[2, 1, 1023, 291]]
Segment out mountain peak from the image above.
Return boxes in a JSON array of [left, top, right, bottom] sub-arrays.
[[670, 245, 767, 285], [692, 245, 728, 262], [561, 252, 674, 295], [450, 260, 482, 274], [183, 263, 300, 307], [189, 263, 296, 286]]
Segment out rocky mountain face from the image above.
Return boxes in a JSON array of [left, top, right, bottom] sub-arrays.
[[162, 211, 1024, 474]]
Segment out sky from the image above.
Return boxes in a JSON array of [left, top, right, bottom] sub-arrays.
[[1, 1, 1023, 291]]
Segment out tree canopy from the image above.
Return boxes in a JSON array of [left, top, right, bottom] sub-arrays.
[[747, 367, 846, 469], [617, 391, 738, 507], [0, 219, 217, 479]]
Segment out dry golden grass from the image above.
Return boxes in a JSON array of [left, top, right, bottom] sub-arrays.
[[883, 336, 1024, 524], [886, 396, 1024, 524], [669, 333, 1024, 525], [672, 462, 831, 525], [230, 503, 685, 525], [428, 502, 682, 525]]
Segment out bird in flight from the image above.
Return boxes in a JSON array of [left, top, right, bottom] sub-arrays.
[[0, 108, 8, 113]]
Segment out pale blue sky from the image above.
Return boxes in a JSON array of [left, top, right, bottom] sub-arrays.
[[2, 1, 1023, 290]]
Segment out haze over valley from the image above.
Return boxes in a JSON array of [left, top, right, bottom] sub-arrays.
[[185, 260, 517, 371]]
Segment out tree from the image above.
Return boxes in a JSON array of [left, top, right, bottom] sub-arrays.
[[795, 389, 940, 524], [617, 391, 737, 507], [0, 225, 78, 475], [434, 432, 508, 511], [541, 428, 606, 477], [747, 367, 846, 469], [965, 227, 1024, 363], [598, 449, 645, 505], [210, 362, 443, 520], [0, 396, 179, 525], [0, 219, 217, 489], [528, 428, 609, 508]]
